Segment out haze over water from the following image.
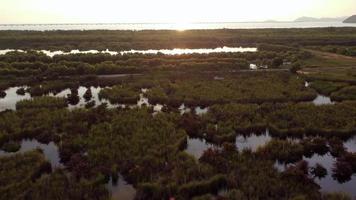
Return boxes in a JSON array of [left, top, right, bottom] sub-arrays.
[[1, 22, 356, 31]]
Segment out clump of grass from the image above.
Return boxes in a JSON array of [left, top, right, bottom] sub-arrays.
[[179, 175, 228, 198], [98, 85, 140, 104], [309, 81, 348, 95], [331, 86, 356, 101], [16, 96, 67, 110], [0, 90, 6, 98], [1, 141, 21, 152], [16, 88, 26, 96]]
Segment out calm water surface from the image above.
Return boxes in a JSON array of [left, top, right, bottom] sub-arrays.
[[305, 81, 334, 105], [0, 87, 31, 111], [186, 131, 356, 197], [0, 86, 211, 114], [106, 174, 137, 200], [305, 154, 356, 196], [313, 94, 334, 105], [0, 139, 135, 199], [0, 139, 62, 168], [0, 47, 257, 57]]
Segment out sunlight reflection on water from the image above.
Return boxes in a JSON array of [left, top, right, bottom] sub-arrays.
[[0, 46, 257, 57]]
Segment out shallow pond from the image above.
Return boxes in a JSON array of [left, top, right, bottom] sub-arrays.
[[0, 86, 31, 111], [305, 154, 356, 196], [0, 139, 62, 168], [186, 131, 356, 197], [0, 138, 137, 199], [1, 86, 210, 115], [313, 94, 334, 105], [344, 136, 356, 153], [186, 130, 273, 159], [235, 131, 272, 152], [0, 47, 257, 57], [274, 136, 356, 197], [305, 81, 334, 106], [185, 137, 216, 159], [106, 174, 137, 200]]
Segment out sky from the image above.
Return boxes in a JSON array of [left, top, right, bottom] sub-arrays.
[[0, 0, 355, 24]]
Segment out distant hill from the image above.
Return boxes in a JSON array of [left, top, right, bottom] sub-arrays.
[[343, 15, 356, 23], [294, 16, 346, 22]]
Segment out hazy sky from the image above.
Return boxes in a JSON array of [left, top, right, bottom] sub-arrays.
[[0, 0, 355, 23]]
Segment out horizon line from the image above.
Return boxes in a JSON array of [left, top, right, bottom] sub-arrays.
[[0, 20, 346, 26]]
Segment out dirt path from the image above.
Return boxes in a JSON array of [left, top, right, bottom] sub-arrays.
[[305, 49, 356, 61]]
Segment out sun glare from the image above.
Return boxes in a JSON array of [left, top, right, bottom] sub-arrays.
[[1, 0, 355, 24], [173, 22, 193, 31]]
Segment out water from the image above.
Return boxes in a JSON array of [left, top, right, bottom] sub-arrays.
[[186, 131, 356, 197], [344, 136, 356, 153], [305, 81, 334, 106], [0, 86, 208, 113], [179, 104, 191, 115], [313, 94, 334, 105], [235, 132, 272, 152], [50, 86, 117, 109], [106, 174, 136, 200], [0, 87, 31, 111], [274, 136, 356, 197], [0, 138, 136, 199], [249, 64, 258, 70], [176, 105, 208, 115], [186, 131, 272, 159], [185, 137, 216, 159], [0, 47, 257, 57], [304, 154, 356, 196], [120, 47, 257, 55], [0, 139, 62, 168], [195, 106, 209, 115], [1, 22, 356, 31]]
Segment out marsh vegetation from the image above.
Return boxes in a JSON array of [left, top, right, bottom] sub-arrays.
[[0, 28, 356, 199]]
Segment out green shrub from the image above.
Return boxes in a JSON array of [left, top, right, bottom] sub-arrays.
[[16, 96, 67, 110], [1, 141, 21, 152]]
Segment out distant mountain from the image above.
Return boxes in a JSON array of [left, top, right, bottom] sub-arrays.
[[343, 15, 356, 23], [294, 16, 346, 22], [263, 20, 280, 23]]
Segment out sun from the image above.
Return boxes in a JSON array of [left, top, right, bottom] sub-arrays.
[[171, 22, 195, 31]]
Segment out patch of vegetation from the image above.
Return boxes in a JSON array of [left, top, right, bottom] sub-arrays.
[[16, 96, 67, 110], [309, 81, 349, 95], [98, 85, 140, 104], [0, 90, 6, 98], [267, 102, 356, 137], [331, 86, 356, 101], [0, 141, 21, 152], [146, 72, 316, 106], [0, 150, 52, 200], [16, 87, 26, 95]]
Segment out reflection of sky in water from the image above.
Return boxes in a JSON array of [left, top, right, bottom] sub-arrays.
[[305, 154, 356, 197], [305, 81, 334, 106], [195, 106, 208, 115], [274, 136, 356, 198], [106, 174, 136, 200], [344, 136, 356, 153], [0, 47, 257, 57], [0, 86, 210, 114], [186, 131, 356, 197], [313, 94, 334, 105], [0, 87, 31, 111], [0, 139, 62, 168], [185, 137, 216, 159], [235, 132, 272, 152]]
